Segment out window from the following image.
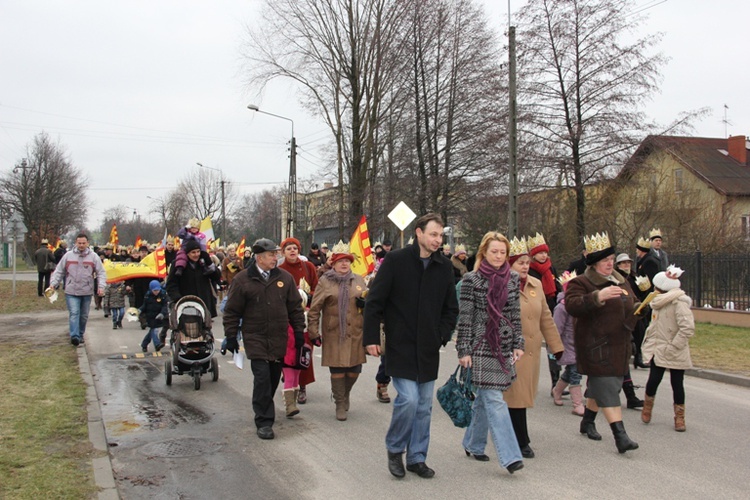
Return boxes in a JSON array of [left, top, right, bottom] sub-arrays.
[[674, 168, 684, 194], [742, 215, 750, 241]]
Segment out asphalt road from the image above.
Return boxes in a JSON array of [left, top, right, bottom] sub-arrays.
[[76, 309, 749, 500]]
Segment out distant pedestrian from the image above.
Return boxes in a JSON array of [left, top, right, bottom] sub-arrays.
[[34, 238, 55, 297], [48, 233, 106, 346], [364, 213, 459, 479], [139, 280, 168, 353], [103, 282, 127, 329]]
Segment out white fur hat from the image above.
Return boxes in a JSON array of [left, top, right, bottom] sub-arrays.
[[653, 265, 684, 291]]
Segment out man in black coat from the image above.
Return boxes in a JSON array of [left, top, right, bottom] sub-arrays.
[[364, 213, 459, 480]]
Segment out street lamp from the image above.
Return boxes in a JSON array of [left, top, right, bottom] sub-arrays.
[[247, 104, 297, 239], [197, 162, 226, 244]]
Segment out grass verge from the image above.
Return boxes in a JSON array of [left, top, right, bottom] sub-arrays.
[[0, 343, 97, 499], [0, 280, 67, 314], [692, 323, 750, 376]]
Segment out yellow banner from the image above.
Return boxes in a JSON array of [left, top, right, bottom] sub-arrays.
[[350, 215, 375, 276], [104, 247, 167, 283]]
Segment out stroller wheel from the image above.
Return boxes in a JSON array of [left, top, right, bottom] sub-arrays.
[[193, 370, 201, 390], [211, 357, 219, 382], [165, 360, 173, 386]]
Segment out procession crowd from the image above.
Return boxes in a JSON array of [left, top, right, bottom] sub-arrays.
[[37, 213, 694, 479]]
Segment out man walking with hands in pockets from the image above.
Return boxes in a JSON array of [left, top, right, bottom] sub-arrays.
[[364, 213, 459, 479]]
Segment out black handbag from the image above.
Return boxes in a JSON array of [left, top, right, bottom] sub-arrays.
[[436, 365, 475, 428]]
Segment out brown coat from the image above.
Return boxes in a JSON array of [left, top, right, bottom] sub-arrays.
[[307, 272, 368, 368], [504, 276, 563, 408], [564, 267, 639, 377]]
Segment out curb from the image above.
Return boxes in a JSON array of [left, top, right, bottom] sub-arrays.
[[686, 368, 750, 388], [77, 345, 120, 499]]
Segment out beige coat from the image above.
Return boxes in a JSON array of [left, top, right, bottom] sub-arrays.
[[307, 273, 368, 368], [504, 276, 564, 408], [641, 288, 694, 369]]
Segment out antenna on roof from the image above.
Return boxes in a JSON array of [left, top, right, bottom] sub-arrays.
[[721, 104, 733, 139]]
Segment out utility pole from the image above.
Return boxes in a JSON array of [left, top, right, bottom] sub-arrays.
[[220, 178, 226, 244], [288, 136, 297, 238], [507, 10, 518, 238]]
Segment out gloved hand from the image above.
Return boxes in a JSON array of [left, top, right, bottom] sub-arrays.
[[554, 351, 564, 361], [310, 336, 322, 347], [155, 313, 164, 321], [294, 331, 305, 350], [223, 336, 239, 355], [203, 263, 217, 275], [355, 296, 366, 310]]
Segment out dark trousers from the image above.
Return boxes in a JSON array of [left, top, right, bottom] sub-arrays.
[[375, 356, 390, 385], [251, 359, 283, 429], [508, 407, 530, 447], [645, 361, 685, 404], [37, 271, 51, 296]]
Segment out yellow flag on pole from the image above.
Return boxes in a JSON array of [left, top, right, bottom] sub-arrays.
[[350, 216, 375, 276]]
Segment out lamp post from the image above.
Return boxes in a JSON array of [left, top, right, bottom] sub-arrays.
[[247, 104, 297, 239], [197, 162, 226, 244]]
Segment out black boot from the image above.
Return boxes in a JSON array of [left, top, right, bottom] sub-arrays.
[[634, 352, 648, 369], [610, 421, 639, 453], [579, 408, 602, 441], [623, 381, 644, 409]]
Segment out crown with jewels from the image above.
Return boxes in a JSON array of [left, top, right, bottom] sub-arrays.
[[557, 270, 577, 285], [526, 232, 546, 250], [636, 237, 651, 250], [331, 240, 350, 254], [649, 228, 663, 239], [583, 232, 612, 254], [509, 236, 528, 257]]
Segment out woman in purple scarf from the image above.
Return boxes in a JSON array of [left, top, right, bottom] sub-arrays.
[[456, 232, 525, 475], [307, 242, 368, 421]]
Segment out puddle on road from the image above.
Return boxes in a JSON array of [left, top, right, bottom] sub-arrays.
[[97, 360, 210, 436]]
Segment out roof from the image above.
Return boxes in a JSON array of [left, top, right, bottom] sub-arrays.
[[620, 135, 750, 196]]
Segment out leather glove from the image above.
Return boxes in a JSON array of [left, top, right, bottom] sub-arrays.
[[294, 331, 304, 350], [223, 336, 239, 355], [554, 351, 563, 361], [155, 313, 164, 321], [355, 296, 366, 310], [310, 336, 322, 347]]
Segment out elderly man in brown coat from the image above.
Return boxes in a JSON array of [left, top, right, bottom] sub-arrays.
[[223, 238, 306, 441]]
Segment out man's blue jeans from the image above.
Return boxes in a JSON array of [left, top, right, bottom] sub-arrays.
[[386, 377, 435, 465], [462, 388, 522, 467], [65, 294, 92, 341]]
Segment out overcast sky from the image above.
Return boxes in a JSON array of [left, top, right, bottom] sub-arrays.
[[1, 0, 748, 232]]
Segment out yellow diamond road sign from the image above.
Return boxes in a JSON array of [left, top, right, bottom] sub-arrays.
[[388, 202, 417, 231]]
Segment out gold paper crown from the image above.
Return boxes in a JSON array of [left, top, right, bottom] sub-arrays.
[[454, 244, 467, 254], [636, 237, 651, 250], [649, 228, 662, 239], [583, 232, 611, 254], [526, 232, 546, 250], [509, 236, 528, 257], [331, 240, 350, 254], [298, 277, 311, 295], [557, 270, 577, 285]]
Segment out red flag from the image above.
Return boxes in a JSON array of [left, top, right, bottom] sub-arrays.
[[134, 236, 142, 249]]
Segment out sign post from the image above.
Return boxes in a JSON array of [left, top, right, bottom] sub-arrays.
[[387, 201, 417, 249], [8, 212, 28, 297]]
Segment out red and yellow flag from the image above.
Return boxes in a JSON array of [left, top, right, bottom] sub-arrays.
[[104, 247, 167, 283], [109, 224, 119, 246], [350, 215, 375, 276], [134, 236, 142, 249], [237, 237, 246, 256]]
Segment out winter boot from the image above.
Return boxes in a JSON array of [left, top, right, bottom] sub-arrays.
[[344, 375, 358, 412], [642, 395, 655, 423], [377, 383, 391, 403], [610, 421, 639, 453], [552, 379, 569, 406], [569, 385, 585, 416], [579, 408, 602, 441], [623, 381, 644, 409], [283, 389, 300, 418], [331, 377, 348, 421], [674, 404, 686, 432], [297, 386, 307, 404]]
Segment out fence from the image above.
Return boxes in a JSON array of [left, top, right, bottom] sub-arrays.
[[671, 252, 750, 311]]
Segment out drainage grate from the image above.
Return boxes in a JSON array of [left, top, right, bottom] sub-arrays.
[[140, 437, 222, 458]]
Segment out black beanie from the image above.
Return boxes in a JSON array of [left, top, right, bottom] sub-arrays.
[[184, 240, 201, 253]]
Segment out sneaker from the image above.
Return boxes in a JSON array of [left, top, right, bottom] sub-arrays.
[[142, 347, 148, 353], [155, 344, 163, 352], [71, 337, 80, 346], [112, 324, 118, 330]]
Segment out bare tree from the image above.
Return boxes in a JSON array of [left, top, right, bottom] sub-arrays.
[[170, 167, 237, 239], [515, 0, 666, 240], [0, 132, 88, 247], [231, 187, 285, 244]]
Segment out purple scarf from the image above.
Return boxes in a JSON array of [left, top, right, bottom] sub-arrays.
[[324, 269, 354, 342], [478, 259, 512, 370]]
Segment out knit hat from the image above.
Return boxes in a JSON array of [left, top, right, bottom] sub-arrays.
[[281, 237, 301, 251], [584, 232, 615, 266], [149, 280, 162, 291], [653, 265, 683, 292], [184, 239, 201, 253]]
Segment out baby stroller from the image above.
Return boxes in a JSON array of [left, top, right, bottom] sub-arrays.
[[164, 295, 218, 390]]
